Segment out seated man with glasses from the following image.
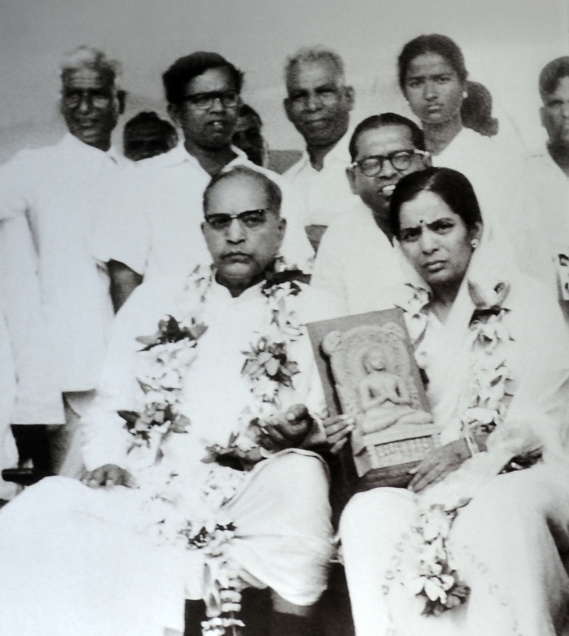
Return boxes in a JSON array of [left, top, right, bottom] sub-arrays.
[[311, 113, 431, 314], [0, 166, 340, 636], [92, 51, 313, 312]]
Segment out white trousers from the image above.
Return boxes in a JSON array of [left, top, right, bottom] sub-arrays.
[[340, 464, 569, 636]]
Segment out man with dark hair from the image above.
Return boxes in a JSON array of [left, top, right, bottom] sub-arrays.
[[283, 46, 359, 250], [0, 166, 339, 636], [526, 57, 569, 310], [311, 114, 430, 313], [93, 52, 312, 310], [123, 111, 178, 162], [0, 45, 126, 478]]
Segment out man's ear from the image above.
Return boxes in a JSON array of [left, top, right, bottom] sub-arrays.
[[539, 106, 547, 129], [117, 90, 127, 115], [200, 220, 207, 236], [345, 165, 358, 195], [283, 97, 294, 124], [422, 151, 432, 168], [278, 217, 287, 239], [167, 103, 182, 128], [343, 85, 355, 111]]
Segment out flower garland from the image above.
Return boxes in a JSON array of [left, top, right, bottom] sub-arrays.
[[390, 279, 530, 616], [122, 263, 306, 636]]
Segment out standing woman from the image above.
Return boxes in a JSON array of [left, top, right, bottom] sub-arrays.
[[396, 35, 545, 279]]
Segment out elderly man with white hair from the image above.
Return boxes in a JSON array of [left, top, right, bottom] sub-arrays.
[[0, 45, 126, 476], [283, 46, 359, 249]]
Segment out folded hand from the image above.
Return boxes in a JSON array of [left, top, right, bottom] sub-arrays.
[[257, 404, 314, 451], [81, 464, 136, 489]]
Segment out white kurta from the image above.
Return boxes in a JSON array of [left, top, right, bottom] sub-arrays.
[[525, 147, 569, 299], [0, 133, 117, 392], [283, 131, 360, 227], [311, 200, 404, 314], [432, 128, 533, 273], [91, 143, 314, 287], [0, 214, 65, 498], [340, 261, 569, 636], [0, 274, 342, 635]]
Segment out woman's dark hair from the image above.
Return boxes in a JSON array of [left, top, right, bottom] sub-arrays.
[[461, 81, 499, 137], [397, 34, 468, 91], [388, 167, 482, 239]]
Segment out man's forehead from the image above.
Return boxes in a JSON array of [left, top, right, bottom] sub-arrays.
[[545, 76, 569, 101], [207, 175, 269, 211], [62, 66, 114, 91], [287, 58, 342, 89], [186, 66, 238, 95], [355, 124, 415, 157]]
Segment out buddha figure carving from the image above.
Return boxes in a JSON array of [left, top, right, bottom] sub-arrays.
[[357, 347, 431, 434]]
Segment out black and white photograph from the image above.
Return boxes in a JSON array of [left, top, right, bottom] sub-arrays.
[[0, 0, 568, 634]]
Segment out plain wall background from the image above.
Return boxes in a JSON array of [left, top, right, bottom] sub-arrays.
[[0, 0, 567, 162]]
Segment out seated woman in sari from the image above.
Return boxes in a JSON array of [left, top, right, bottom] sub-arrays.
[[331, 167, 569, 636]]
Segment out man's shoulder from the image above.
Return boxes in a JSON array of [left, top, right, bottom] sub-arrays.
[[282, 152, 309, 180]]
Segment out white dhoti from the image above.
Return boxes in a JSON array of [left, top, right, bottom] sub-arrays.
[[0, 450, 333, 636], [340, 464, 569, 636]]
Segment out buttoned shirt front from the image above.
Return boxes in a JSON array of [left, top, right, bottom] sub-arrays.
[[283, 131, 360, 227], [0, 133, 118, 392], [91, 143, 314, 287]]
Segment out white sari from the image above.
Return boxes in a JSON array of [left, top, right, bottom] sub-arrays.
[[340, 240, 569, 636]]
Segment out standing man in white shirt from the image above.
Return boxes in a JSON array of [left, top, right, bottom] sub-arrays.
[[94, 52, 313, 310], [527, 57, 569, 306], [0, 45, 125, 477], [311, 114, 430, 314], [283, 46, 359, 250]]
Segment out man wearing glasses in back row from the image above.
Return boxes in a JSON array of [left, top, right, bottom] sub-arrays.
[[92, 52, 313, 311], [311, 113, 430, 314]]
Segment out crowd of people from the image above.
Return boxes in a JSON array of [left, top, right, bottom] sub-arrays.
[[0, 33, 569, 636]]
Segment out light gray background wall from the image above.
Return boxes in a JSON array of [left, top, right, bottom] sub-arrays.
[[0, 0, 567, 162]]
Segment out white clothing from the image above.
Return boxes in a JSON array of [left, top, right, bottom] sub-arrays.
[[0, 133, 117, 392], [525, 147, 569, 296], [432, 127, 532, 273], [0, 273, 342, 635], [283, 131, 360, 227], [340, 259, 569, 635], [311, 200, 404, 314], [0, 214, 65, 498], [91, 143, 314, 286]]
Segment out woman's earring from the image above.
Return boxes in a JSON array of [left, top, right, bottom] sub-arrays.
[[471, 238, 479, 249], [462, 90, 468, 99]]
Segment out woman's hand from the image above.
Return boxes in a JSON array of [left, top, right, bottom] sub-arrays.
[[408, 439, 470, 493], [323, 414, 355, 454], [81, 464, 136, 489], [258, 404, 314, 451]]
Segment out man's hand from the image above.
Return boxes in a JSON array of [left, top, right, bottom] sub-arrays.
[[80, 464, 136, 489], [408, 439, 470, 493], [323, 414, 355, 454], [257, 404, 314, 451]]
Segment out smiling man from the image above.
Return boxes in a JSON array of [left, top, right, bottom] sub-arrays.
[[93, 52, 312, 311], [311, 113, 430, 313], [0, 166, 340, 636], [0, 45, 125, 477], [283, 46, 359, 249]]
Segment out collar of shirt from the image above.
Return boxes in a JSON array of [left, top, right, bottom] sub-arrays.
[[61, 132, 121, 165], [290, 129, 353, 176]]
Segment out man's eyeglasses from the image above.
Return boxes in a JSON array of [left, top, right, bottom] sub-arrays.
[[351, 150, 429, 177], [204, 209, 268, 231], [182, 90, 240, 111]]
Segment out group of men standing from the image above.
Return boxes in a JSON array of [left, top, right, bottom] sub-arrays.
[[0, 39, 569, 634]]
